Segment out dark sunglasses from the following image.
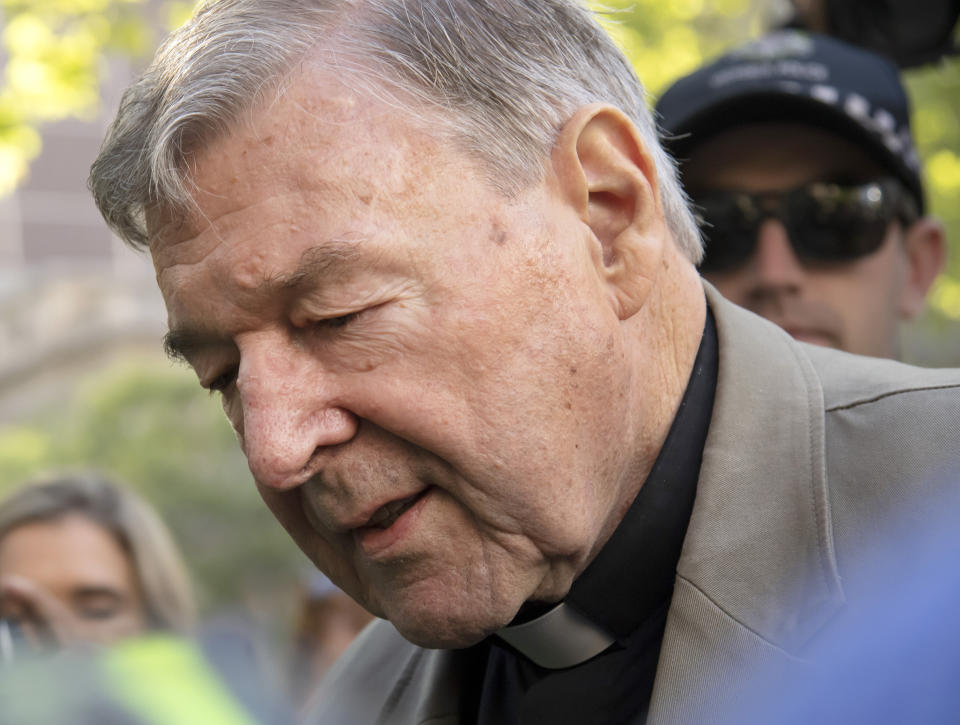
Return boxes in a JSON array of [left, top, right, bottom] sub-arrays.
[[691, 177, 919, 274]]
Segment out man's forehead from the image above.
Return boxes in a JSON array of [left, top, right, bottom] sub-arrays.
[[148, 90, 405, 266], [190, 79, 370, 195]]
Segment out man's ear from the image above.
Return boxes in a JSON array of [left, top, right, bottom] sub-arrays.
[[899, 217, 947, 320], [552, 104, 665, 320]]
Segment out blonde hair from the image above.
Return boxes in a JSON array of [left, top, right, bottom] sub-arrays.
[[0, 473, 195, 633]]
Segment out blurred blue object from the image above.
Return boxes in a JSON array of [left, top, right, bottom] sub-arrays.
[[306, 569, 342, 599], [720, 481, 960, 724]]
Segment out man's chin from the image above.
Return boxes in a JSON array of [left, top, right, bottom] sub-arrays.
[[387, 606, 508, 649], [391, 621, 491, 650]]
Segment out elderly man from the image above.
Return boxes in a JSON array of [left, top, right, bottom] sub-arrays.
[[656, 31, 946, 359], [89, 2, 960, 723]]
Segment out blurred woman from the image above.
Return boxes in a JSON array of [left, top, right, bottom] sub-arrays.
[[287, 570, 373, 713], [0, 472, 194, 654]]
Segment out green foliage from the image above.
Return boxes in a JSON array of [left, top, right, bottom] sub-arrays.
[[0, 358, 306, 616], [163, 0, 199, 30], [905, 56, 960, 319], [0, 0, 152, 194], [592, 0, 776, 96]]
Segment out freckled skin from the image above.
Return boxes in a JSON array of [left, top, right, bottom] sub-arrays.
[[152, 69, 703, 648]]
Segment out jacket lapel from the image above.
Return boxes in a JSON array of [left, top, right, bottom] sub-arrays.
[[648, 286, 845, 723]]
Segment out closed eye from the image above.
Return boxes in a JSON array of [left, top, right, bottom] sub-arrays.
[[319, 311, 361, 329], [206, 365, 238, 394], [204, 311, 362, 394], [74, 590, 125, 621]]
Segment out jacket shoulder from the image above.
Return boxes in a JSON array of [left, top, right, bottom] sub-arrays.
[[801, 344, 960, 412], [803, 346, 960, 570]]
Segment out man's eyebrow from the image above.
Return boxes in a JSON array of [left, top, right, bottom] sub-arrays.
[[265, 239, 364, 294], [163, 240, 365, 363], [163, 328, 229, 363]]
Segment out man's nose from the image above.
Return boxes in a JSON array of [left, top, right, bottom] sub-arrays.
[[235, 338, 358, 491], [748, 218, 805, 293]]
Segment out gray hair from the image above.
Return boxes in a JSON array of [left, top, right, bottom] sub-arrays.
[[89, 0, 702, 262], [0, 473, 195, 633]]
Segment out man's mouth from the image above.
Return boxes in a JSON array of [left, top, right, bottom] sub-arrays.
[[365, 490, 428, 529], [353, 487, 434, 558]]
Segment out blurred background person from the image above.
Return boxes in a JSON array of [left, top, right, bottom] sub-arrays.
[[285, 571, 374, 714], [0, 472, 194, 654], [656, 30, 947, 359], [0, 473, 295, 724]]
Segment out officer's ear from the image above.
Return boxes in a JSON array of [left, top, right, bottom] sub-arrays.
[[899, 216, 947, 320], [552, 104, 667, 320]]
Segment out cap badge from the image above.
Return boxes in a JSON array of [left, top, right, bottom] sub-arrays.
[[731, 31, 815, 61]]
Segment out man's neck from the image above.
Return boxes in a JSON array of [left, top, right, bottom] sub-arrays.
[[602, 255, 707, 560]]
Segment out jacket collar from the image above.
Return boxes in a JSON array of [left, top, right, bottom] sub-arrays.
[[678, 285, 845, 650]]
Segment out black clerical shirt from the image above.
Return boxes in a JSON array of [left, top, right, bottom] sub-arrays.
[[459, 309, 718, 725]]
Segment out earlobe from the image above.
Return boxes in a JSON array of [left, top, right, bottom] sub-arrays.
[[899, 217, 947, 320], [552, 104, 666, 320]]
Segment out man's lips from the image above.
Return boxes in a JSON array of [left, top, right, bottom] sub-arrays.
[[365, 490, 428, 529], [300, 484, 433, 538], [354, 487, 433, 557]]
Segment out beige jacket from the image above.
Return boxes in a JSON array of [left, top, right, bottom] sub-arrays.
[[309, 286, 960, 724]]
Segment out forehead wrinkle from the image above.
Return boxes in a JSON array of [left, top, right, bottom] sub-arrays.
[[162, 240, 365, 364]]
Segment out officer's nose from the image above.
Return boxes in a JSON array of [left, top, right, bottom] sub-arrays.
[[746, 218, 806, 296], [231, 335, 358, 491]]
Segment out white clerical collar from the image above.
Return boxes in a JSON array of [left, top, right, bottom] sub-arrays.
[[495, 602, 616, 670]]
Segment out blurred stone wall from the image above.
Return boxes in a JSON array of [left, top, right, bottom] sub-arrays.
[[0, 60, 168, 426]]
